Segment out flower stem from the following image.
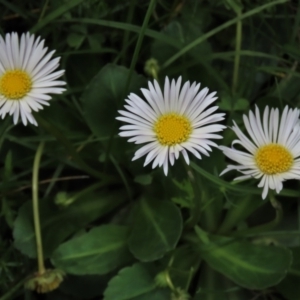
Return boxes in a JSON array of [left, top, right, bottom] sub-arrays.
[[232, 194, 283, 236], [217, 196, 263, 235], [125, 0, 157, 93], [32, 142, 46, 275], [232, 8, 242, 94], [184, 166, 202, 229]]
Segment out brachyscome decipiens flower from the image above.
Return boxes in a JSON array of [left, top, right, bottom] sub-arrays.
[[117, 77, 225, 175], [0, 32, 66, 126], [220, 106, 300, 199]]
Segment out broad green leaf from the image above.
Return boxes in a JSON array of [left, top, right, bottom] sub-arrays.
[[128, 198, 182, 261], [104, 263, 170, 300], [13, 191, 125, 258], [131, 289, 170, 300], [196, 230, 292, 289], [51, 225, 133, 275], [82, 63, 146, 138], [276, 247, 300, 300]]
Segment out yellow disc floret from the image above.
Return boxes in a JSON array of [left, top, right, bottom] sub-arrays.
[[154, 113, 192, 146], [0, 70, 32, 99], [255, 144, 293, 175]]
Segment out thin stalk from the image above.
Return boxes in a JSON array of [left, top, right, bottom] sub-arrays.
[[232, 195, 283, 236], [103, 0, 157, 169], [184, 164, 217, 231], [32, 142, 46, 275], [200, 263, 217, 300], [162, 0, 287, 69], [121, 0, 137, 65], [232, 8, 242, 94], [125, 0, 157, 98], [217, 196, 263, 235], [201, 192, 216, 231], [291, 0, 300, 42], [184, 165, 202, 229], [38, 0, 50, 22]]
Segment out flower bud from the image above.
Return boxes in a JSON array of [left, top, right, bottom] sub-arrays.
[[25, 269, 65, 293]]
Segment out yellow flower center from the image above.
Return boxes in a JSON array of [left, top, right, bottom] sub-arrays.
[[0, 70, 32, 99], [154, 113, 192, 146], [255, 144, 293, 175]]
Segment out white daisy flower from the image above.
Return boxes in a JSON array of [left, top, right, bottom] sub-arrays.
[[220, 106, 300, 199], [116, 77, 226, 175], [0, 32, 66, 126]]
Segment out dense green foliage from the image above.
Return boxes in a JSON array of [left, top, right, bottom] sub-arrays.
[[1, 0, 300, 299]]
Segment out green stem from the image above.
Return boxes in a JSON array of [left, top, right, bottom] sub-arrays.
[[217, 196, 263, 235], [291, 0, 300, 43], [38, 0, 50, 22], [121, 0, 137, 65], [232, 194, 283, 236], [184, 165, 202, 229], [184, 164, 217, 231], [162, 0, 287, 69], [151, 66, 159, 81], [59, 181, 109, 206], [103, 0, 157, 169], [199, 263, 217, 300], [32, 142, 46, 275], [232, 8, 242, 94], [125, 0, 157, 92], [200, 189, 218, 232], [0, 118, 13, 154]]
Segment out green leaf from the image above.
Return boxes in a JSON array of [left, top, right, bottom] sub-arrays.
[[13, 191, 125, 258], [104, 263, 170, 300], [82, 63, 146, 138], [3, 151, 12, 182], [276, 247, 300, 300], [67, 33, 85, 49], [51, 225, 133, 275], [219, 95, 249, 111], [152, 17, 211, 66], [131, 290, 170, 300], [162, 0, 288, 68], [134, 175, 152, 186], [197, 230, 292, 289], [128, 198, 182, 262], [1, 197, 15, 228], [171, 179, 193, 208]]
